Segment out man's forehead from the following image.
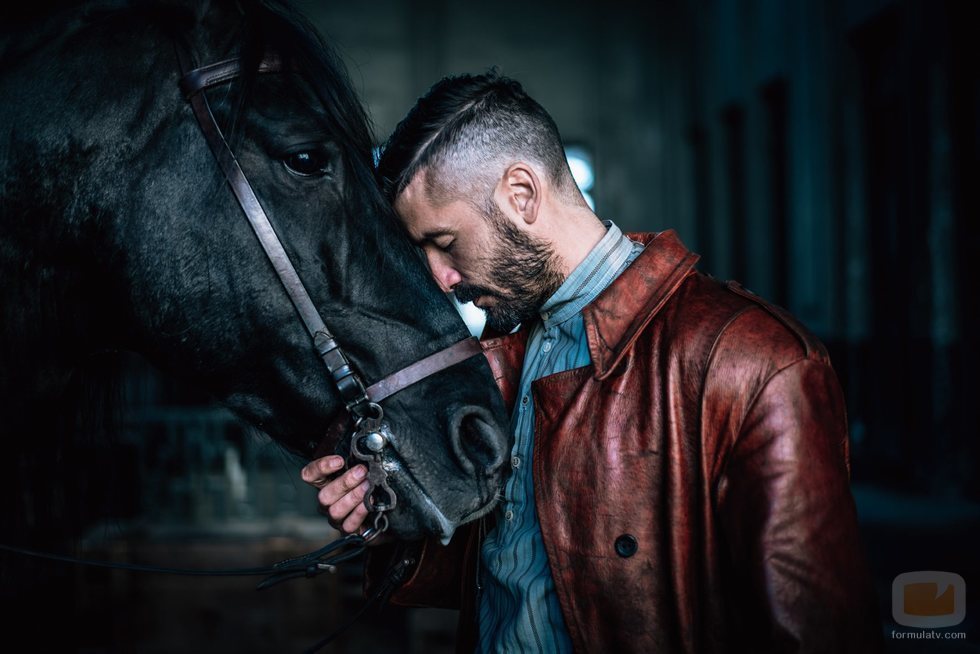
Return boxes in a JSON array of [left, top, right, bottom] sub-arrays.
[[394, 171, 463, 240], [393, 174, 431, 235], [396, 165, 437, 206]]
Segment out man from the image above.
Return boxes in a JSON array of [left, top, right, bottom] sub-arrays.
[[301, 72, 882, 653]]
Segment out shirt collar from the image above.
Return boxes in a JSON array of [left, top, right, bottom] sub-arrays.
[[539, 221, 636, 329]]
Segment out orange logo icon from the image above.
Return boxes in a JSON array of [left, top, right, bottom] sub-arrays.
[[904, 581, 956, 616], [893, 571, 966, 628]]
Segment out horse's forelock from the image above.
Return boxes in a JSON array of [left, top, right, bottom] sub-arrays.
[[236, 1, 389, 219], [63, 0, 381, 221]]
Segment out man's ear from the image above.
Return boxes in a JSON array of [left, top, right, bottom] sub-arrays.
[[499, 162, 540, 225]]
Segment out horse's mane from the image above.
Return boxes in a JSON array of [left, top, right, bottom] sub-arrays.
[[231, 1, 417, 293], [3, 0, 391, 226], [234, 1, 390, 223]]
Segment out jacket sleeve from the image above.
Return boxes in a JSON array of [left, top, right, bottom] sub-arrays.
[[716, 357, 882, 653]]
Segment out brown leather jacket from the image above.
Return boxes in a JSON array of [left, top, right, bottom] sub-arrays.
[[368, 230, 882, 653]]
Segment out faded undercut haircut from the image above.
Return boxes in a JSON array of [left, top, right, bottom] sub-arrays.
[[376, 71, 581, 212]]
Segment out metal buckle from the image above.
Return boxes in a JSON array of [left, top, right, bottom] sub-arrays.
[[350, 403, 396, 532]]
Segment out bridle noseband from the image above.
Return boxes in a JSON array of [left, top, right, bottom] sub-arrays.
[[176, 49, 482, 538]]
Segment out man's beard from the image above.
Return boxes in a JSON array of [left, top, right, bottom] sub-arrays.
[[454, 201, 564, 333]]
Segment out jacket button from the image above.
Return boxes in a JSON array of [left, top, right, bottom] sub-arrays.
[[614, 534, 638, 558]]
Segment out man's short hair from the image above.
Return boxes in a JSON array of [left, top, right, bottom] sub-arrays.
[[377, 71, 578, 210]]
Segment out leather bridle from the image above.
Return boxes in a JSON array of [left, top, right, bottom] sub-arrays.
[[177, 49, 482, 539]]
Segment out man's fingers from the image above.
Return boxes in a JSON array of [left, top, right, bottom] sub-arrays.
[[316, 464, 367, 506], [300, 455, 346, 487], [302, 460, 372, 535], [326, 480, 371, 522], [342, 503, 370, 534]]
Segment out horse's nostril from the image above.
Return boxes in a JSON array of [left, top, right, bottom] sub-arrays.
[[451, 406, 508, 477]]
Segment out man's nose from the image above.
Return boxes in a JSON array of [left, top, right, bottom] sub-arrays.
[[426, 251, 463, 293]]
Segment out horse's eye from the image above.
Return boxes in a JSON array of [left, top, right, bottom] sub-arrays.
[[282, 150, 332, 177]]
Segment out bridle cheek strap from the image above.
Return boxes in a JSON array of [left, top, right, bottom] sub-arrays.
[[176, 52, 482, 417]]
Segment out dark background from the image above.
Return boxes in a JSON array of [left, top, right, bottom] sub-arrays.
[[15, 0, 980, 652]]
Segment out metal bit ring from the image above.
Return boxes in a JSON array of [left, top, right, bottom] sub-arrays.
[[360, 513, 389, 542]]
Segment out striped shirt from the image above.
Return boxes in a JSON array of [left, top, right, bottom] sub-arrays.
[[477, 222, 644, 653]]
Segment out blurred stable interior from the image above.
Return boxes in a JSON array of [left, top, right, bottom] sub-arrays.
[[46, 0, 980, 652]]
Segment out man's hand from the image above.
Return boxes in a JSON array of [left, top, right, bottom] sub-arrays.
[[300, 455, 371, 535]]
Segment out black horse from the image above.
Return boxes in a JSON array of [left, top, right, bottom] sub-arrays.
[[0, 0, 509, 633]]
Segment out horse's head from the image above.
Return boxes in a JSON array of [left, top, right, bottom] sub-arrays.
[[0, 0, 510, 541]]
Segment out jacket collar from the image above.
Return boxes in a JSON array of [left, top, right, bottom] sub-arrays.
[[583, 230, 699, 379]]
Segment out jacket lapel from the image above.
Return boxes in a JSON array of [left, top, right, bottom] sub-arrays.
[[583, 230, 700, 379]]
